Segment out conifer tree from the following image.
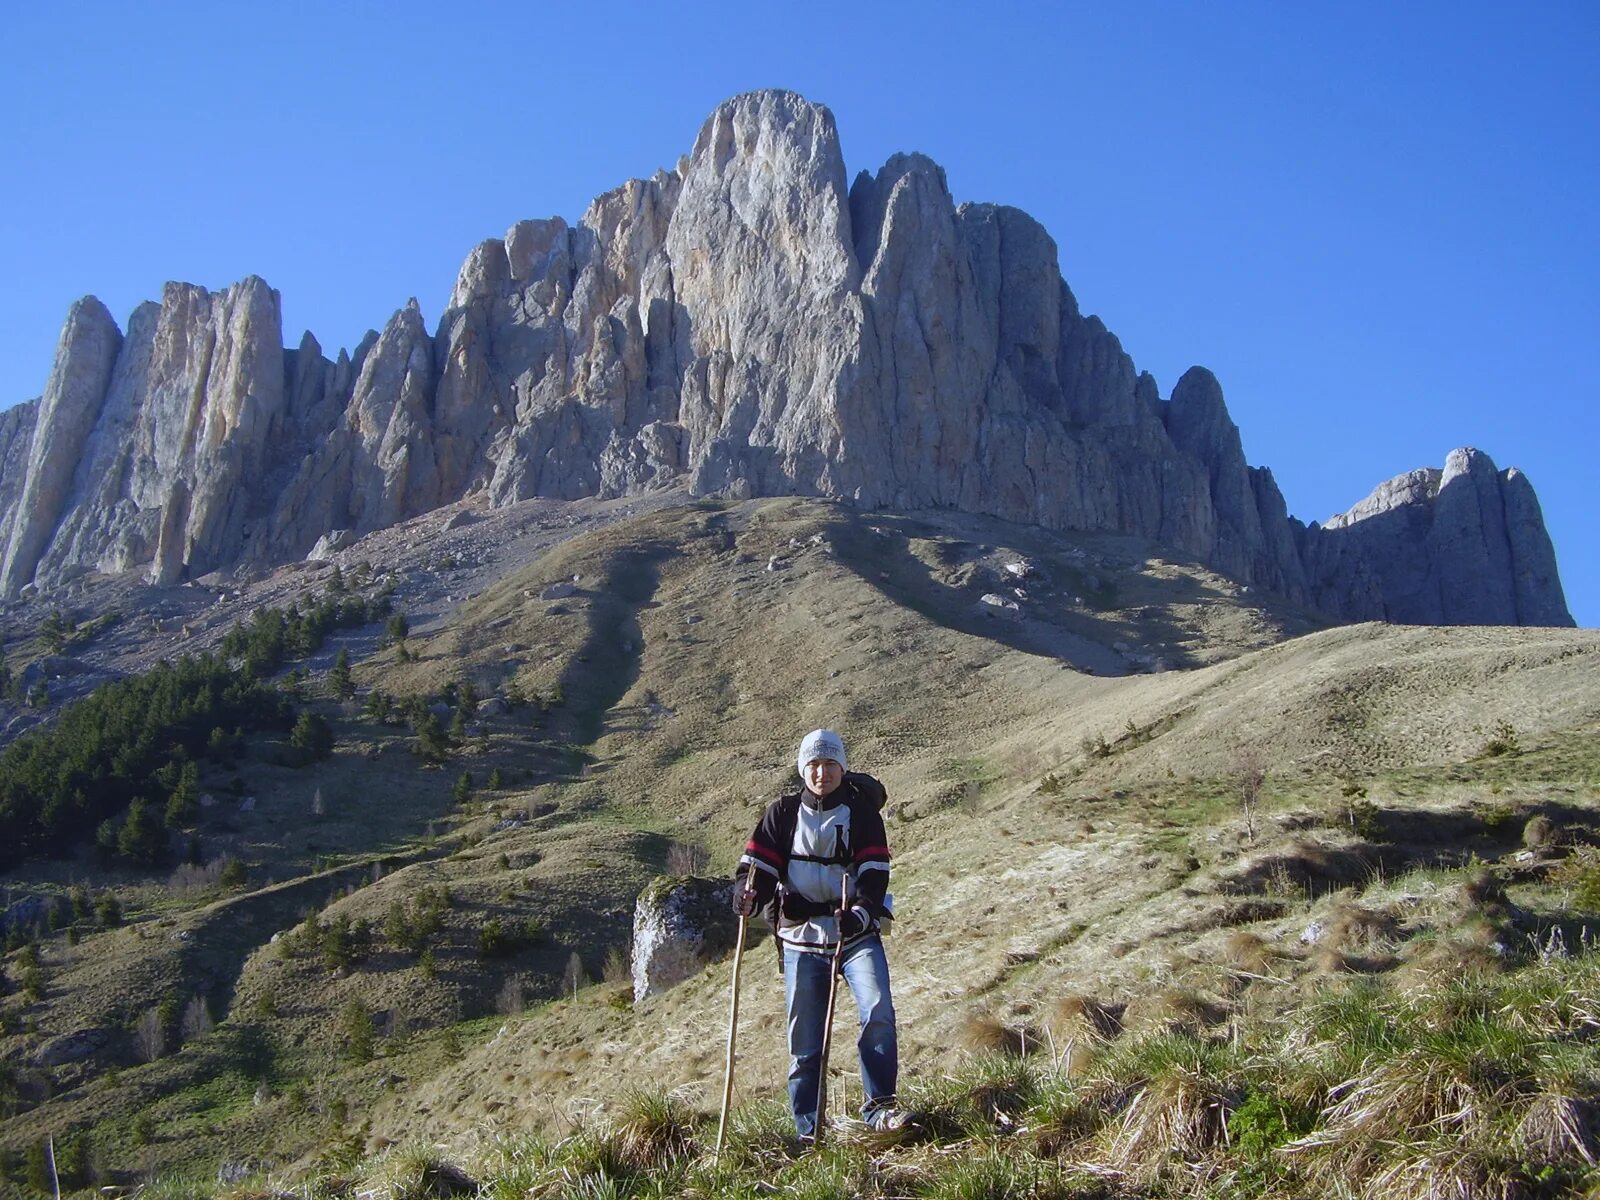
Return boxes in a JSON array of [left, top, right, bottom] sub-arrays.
[[164, 761, 201, 828], [329, 647, 354, 701], [290, 711, 335, 760], [116, 799, 168, 864]]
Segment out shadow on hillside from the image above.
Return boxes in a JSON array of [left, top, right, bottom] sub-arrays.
[[551, 541, 676, 757], [1225, 799, 1600, 907], [822, 509, 1253, 673]]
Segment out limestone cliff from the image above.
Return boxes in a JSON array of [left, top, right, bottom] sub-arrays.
[[0, 90, 1572, 626]]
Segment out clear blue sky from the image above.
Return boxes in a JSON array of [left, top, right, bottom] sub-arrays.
[[3, 2, 1595, 625]]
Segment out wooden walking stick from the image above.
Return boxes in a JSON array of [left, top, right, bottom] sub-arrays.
[[813, 873, 852, 1144], [714, 880, 753, 1163]]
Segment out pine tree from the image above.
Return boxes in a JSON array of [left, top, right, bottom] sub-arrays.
[[290, 711, 335, 760], [414, 712, 449, 764], [329, 647, 354, 701], [163, 761, 201, 828], [116, 799, 168, 865], [340, 997, 375, 1063]]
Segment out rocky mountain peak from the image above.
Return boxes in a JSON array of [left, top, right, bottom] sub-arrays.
[[0, 91, 1572, 627]]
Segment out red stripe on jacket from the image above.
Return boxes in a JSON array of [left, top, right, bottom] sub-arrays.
[[744, 840, 784, 867], [853, 845, 890, 862]]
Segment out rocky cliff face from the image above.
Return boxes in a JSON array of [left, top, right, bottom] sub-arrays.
[[0, 90, 1573, 626]]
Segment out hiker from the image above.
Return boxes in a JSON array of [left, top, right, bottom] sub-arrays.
[[732, 729, 910, 1140]]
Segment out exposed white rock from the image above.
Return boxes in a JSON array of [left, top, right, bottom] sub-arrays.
[[631, 876, 739, 1002], [979, 593, 1021, 619], [1, 299, 122, 596], [0, 90, 1571, 627], [306, 530, 354, 561]]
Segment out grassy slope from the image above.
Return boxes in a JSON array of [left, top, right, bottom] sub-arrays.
[[1, 496, 1598, 1193]]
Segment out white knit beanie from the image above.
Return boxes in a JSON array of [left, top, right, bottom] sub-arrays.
[[796, 729, 847, 776]]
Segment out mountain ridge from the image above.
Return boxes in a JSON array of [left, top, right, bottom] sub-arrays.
[[0, 89, 1571, 626]]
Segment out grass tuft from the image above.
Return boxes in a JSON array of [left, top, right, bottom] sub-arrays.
[[1099, 1033, 1245, 1184], [611, 1087, 701, 1170], [908, 1052, 1040, 1140], [919, 1148, 1068, 1200], [355, 1141, 477, 1199]]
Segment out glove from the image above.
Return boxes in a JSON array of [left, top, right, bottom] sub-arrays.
[[781, 892, 834, 920], [836, 905, 869, 939], [731, 884, 755, 916]]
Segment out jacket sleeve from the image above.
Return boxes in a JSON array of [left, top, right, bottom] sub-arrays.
[[849, 781, 891, 913], [735, 796, 789, 908]]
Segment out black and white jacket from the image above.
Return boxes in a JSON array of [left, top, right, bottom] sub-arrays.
[[736, 773, 891, 954]]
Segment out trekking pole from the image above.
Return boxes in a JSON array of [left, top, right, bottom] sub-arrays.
[[714, 882, 753, 1163], [814, 873, 851, 1144]]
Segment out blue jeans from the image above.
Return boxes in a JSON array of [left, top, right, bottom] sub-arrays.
[[783, 936, 898, 1137]]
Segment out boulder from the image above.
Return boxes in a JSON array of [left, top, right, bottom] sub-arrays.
[[631, 876, 740, 1002], [306, 529, 354, 561], [979, 593, 1022, 620], [35, 1027, 115, 1067]]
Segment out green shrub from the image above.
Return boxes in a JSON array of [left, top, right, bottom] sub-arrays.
[[1344, 798, 1384, 840], [1553, 846, 1600, 912], [1480, 720, 1522, 758], [478, 916, 511, 959], [1228, 1087, 1315, 1168]]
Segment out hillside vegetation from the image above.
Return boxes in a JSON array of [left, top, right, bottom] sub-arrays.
[[0, 495, 1596, 1198]]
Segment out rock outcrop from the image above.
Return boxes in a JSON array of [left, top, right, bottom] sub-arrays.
[[630, 876, 740, 1002], [0, 399, 40, 572], [0, 90, 1573, 626], [1301, 448, 1570, 625]]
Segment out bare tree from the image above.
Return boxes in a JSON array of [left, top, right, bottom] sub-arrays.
[[181, 995, 214, 1042], [561, 951, 587, 1002], [666, 841, 709, 876], [1232, 745, 1267, 845], [134, 1008, 167, 1063], [602, 943, 633, 985], [495, 975, 525, 1016]]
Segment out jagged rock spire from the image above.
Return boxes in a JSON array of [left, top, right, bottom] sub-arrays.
[[0, 90, 1572, 626]]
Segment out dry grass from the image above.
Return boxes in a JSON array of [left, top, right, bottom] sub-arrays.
[[1221, 931, 1283, 977], [1048, 993, 1123, 1043], [4, 495, 1600, 1186], [1100, 1036, 1242, 1186], [353, 1141, 478, 1200], [958, 1012, 1039, 1056], [1323, 900, 1403, 954], [1516, 1091, 1600, 1168], [1121, 988, 1230, 1039]]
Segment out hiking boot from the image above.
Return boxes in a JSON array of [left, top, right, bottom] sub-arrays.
[[864, 1106, 916, 1134]]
